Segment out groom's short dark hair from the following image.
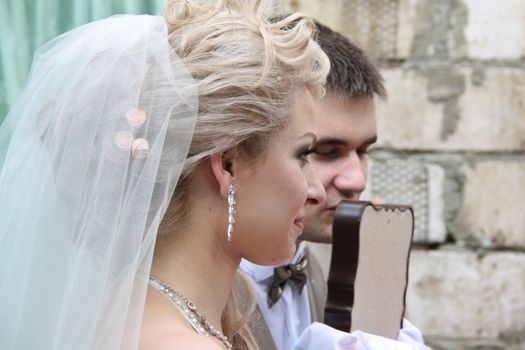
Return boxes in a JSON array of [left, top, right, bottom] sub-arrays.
[[315, 21, 387, 99]]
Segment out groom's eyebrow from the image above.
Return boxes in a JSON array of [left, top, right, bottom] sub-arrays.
[[315, 135, 377, 147]]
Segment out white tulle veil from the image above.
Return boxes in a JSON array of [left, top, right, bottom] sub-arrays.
[[0, 15, 198, 349]]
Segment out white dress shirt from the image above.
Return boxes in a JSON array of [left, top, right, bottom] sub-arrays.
[[295, 320, 432, 350], [241, 244, 430, 350], [240, 243, 311, 350]]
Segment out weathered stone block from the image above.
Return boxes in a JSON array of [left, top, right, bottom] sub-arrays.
[[458, 0, 525, 60], [425, 336, 525, 350], [457, 161, 525, 248], [376, 67, 525, 151], [397, 0, 525, 60], [375, 69, 444, 149], [406, 249, 525, 339], [397, 0, 463, 59]]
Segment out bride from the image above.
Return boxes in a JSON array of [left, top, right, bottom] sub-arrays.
[[0, 1, 329, 349]]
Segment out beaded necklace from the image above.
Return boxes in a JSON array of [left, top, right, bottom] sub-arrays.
[[149, 277, 232, 350]]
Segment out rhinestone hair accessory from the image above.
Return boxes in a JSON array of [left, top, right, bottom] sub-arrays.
[[227, 184, 236, 243], [126, 108, 147, 127], [131, 138, 150, 159]]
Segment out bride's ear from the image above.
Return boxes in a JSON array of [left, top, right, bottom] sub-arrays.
[[210, 148, 236, 198]]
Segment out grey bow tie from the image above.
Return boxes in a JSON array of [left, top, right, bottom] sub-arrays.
[[267, 255, 308, 308]]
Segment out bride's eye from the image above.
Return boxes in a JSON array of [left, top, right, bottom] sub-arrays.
[[298, 147, 315, 165]]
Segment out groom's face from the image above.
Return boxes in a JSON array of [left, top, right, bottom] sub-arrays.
[[301, 94, 377, 243]]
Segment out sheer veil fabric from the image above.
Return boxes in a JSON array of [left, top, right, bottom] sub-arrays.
[[0, 15, 198, 349]]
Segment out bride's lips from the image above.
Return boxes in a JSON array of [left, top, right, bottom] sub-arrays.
[[293, 218, 304, 231]]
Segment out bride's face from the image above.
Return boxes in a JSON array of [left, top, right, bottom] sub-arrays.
[[232, 89, 326, 265]]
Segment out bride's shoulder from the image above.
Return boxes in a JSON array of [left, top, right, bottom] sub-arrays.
[[140, 326, 224, 350]]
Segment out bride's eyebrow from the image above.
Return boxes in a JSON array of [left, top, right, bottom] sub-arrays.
[[297, 132, 317, 143]]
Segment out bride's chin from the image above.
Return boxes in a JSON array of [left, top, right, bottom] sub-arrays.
[[257, 247, 295, 266], [277, 243, 297, 264]]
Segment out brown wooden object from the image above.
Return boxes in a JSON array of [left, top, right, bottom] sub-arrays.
[[324, 200, 414, 339]]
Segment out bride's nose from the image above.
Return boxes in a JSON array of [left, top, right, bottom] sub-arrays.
[[304, 163, 326, 205]]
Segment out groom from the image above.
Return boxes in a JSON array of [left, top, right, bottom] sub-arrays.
[[240, 21, 427, 350]]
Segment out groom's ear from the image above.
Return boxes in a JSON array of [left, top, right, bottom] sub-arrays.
[[209, 148, 236, 198]]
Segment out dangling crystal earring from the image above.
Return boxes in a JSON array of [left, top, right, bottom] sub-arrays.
[[227, 184, 236, 243]]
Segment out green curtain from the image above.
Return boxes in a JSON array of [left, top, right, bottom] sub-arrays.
[[0, 0, 164, 123]]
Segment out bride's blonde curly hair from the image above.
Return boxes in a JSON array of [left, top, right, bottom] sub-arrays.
[[160, 1, 329, 348], [164, 0, 329, 177]]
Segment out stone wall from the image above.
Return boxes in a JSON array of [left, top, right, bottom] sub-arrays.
[[276, 0, 525, 348]]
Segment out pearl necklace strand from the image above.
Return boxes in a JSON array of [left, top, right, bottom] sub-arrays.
[[148, 277, 232, 350]]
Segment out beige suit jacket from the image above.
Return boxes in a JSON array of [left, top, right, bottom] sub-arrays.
[[247, 247, 328, 350]]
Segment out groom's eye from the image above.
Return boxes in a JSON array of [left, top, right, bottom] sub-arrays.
[[313, 145, 340, 159]]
